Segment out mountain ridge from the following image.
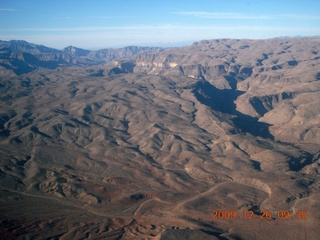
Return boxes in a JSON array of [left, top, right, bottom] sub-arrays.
[[0, 37, 319, 239], [0, 39, 164, 74]]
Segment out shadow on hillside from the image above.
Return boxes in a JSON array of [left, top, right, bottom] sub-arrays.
[[193, 80, 274, 140], [0, 52, 59, 75]]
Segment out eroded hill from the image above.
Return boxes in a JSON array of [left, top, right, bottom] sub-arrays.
[[0, 38, 319, 240], [0, 40, 163, 75]]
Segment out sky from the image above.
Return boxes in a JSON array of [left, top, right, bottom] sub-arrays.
[[0, 0, 320, 49]]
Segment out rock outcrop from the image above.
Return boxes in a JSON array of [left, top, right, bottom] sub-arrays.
[[0, 40, 164, 74]]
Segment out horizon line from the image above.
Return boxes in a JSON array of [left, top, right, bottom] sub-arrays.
[[1, 35, 319, 50]]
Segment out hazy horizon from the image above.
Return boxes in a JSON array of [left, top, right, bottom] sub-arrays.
[[1, 0, 320, 49], [1, 3, 320, 237], [3, 35, 320, 52]]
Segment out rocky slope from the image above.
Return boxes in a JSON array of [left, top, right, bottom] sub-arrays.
[[0, 40, 164, 74], [108, 38, 320, 145], [0, 38, 319, 239]]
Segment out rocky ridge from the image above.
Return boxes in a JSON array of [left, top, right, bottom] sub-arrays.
[[0, 38, 320, 239], [0, 40, 164, 74], [106, 38, 320, 145]]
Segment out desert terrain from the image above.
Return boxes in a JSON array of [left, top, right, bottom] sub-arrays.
[[0, 38, 319, 239]]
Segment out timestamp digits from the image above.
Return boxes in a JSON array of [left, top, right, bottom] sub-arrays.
[[212, 209, 308, 220]]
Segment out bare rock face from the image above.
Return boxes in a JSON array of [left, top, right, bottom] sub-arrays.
[[129, 38, 319, 85], [109, 38, 320, 144], [0, 38, 320, 240], [0, 40, 164, 74], [0, 40, 61, 54], [63, 46, 91, 57]]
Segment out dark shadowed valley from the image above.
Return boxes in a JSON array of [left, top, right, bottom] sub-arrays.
[[0, 38, 320, 240]]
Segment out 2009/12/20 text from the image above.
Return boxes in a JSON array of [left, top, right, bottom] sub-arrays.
[[212, 210, 308, 220]]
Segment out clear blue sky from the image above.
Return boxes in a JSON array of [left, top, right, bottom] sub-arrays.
[[0, 0, 319, 49]]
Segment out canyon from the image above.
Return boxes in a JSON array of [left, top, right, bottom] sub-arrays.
[[0, 38, 319, 239]]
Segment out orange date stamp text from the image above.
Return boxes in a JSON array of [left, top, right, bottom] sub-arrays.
[[212, 209, 308, 220]]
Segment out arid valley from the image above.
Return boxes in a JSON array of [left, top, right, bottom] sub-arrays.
[[0, 38, 320, 239]]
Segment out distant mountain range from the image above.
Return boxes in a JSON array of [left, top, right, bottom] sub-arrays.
[[0, 40, 164, 75], [1, 37, 320, 239]]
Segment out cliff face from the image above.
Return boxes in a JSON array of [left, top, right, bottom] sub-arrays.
[[1, 38, 320, 239], [1, 38, 320, 144], [124, 38, 320, 88], [0, 40, 164, 74], [105, 38, 320, 144], [0, 40, 61, 54], [88, 46, 163, 62]]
